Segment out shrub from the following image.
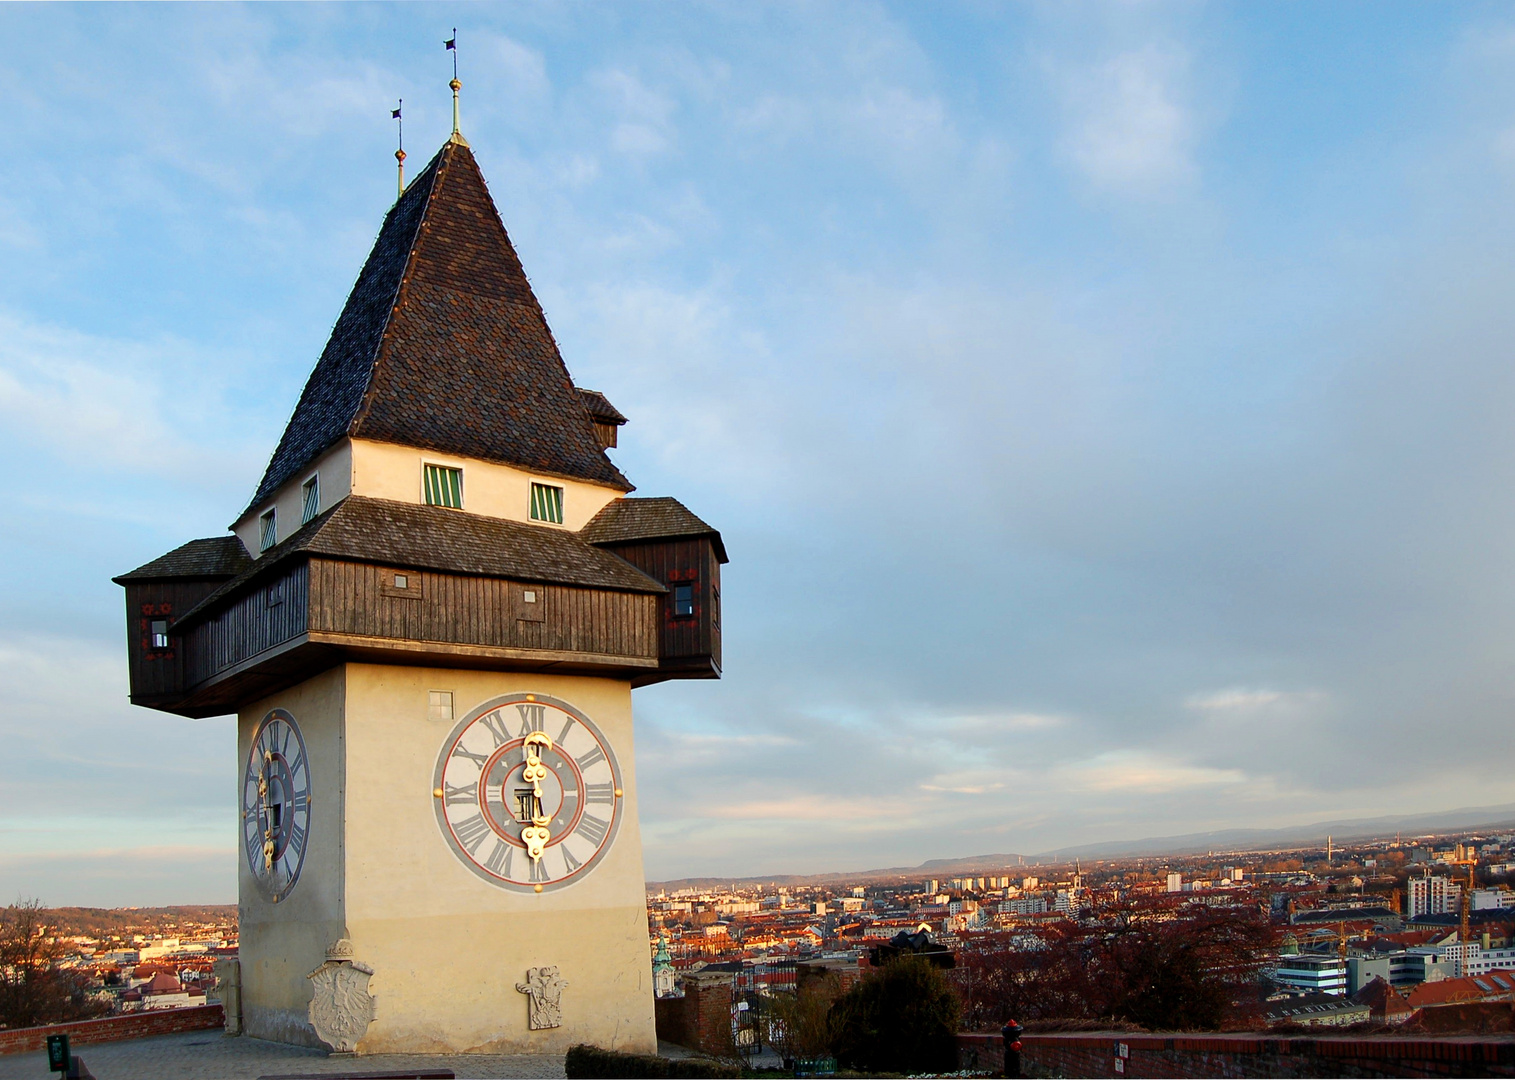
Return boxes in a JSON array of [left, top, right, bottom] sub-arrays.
[[829, 956, 961, 1075], [564, 1044, 740, 1079], [762, 973, 844, 1060]]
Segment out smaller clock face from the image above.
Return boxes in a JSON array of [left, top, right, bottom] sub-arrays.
[[241, 709, 311, 903], [434, 694, 623, 893]]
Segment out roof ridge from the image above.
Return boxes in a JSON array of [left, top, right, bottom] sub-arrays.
[[347, 144, 449, 437], [241, 148, 446, 517]]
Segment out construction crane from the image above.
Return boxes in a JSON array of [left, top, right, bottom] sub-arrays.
[[1451, 852, 1478, 943]]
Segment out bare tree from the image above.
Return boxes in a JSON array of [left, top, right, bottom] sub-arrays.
[[0, 899, 110, 1029]]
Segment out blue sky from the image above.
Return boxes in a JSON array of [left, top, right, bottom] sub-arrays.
[[4, 3, 1515, 904]]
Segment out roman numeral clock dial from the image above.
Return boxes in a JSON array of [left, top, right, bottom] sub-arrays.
[[433, 694, 623, 893], [241, 709, 312, 903]]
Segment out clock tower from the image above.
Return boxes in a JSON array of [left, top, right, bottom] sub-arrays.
[[114, 130, 726, 1055]]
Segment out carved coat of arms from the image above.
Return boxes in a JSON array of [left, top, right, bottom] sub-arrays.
[[516, 965, 568, 1030], [307, 939, 378, 1053]]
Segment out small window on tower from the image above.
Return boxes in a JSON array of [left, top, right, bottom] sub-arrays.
[[673, 583, 695, 617], [150, 620, 170, 650], [529, 482, 564, 524], [259, 509, 277, 552], [301, 475, 320, 523], [424, 464, 463, 509], [428, 691, 454, 722]]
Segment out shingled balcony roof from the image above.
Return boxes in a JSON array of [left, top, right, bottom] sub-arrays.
[[579, 496, 728, 564], [244, 139, 631, 519], [177, 496, 665, 631], [113, 536, 253, 583]]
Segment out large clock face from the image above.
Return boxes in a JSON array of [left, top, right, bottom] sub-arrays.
[[433, 694, 623, 893], [241, 709, 311, 903]]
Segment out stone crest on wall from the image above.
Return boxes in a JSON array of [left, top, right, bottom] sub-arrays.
[[307, 939, 378, 1053], [516, 965, 568, 1030]]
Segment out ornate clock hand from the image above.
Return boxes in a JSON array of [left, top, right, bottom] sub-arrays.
[[519, 732, 555, 862], [259, 752, 275, 871]]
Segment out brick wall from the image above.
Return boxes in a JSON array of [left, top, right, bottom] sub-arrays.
[[0, 1004, 224, 1056], [653, 973, 732, 1058], [957, 1030, 1515, 1078], [654, 993, 690, 1047]]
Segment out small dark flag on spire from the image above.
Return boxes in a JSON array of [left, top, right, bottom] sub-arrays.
[[392, 105, 402, 120], [444, 35, 456, 50]]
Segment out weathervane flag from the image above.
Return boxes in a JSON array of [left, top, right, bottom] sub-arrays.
[[445, 29, 463, 139], [392, 98, 406, 198]]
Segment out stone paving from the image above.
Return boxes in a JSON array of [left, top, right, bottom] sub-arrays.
[[0, 1031, 566, 1080]]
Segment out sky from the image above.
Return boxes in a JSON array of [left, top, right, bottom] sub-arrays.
[[4, 3, 1515, 905]]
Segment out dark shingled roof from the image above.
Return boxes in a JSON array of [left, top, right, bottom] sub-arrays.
[[113, 536, 252, 583], [245, 139, 630, 517], [576, 388, 627, 425], [178, 497, 663, 630], [579, 497, 728, 563]]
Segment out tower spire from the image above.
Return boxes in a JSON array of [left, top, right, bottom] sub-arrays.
[[392, 100, 406, 198], [445, 29, 467, 145]]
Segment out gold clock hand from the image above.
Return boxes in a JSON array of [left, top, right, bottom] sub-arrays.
[[258, 752, 275, 871], [520, 733, 555, 861]]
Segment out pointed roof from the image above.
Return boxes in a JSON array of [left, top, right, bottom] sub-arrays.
[[580, 497, 729, 563], [246, 141, 631, 515]]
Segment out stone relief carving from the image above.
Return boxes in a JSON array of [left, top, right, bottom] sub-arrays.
[[516, 965, 568, 1030], [307, 939, 378, 1053]]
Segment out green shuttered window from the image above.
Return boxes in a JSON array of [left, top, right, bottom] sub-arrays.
[[301, 475, 320, 523], [259, 509, 277, 552], [424, 465, 463, 509], [530, 482, 564, 524]]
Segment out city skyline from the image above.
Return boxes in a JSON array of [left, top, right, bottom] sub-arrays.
[[5, 4, 1515, 905]]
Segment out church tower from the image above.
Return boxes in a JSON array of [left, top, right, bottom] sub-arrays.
[[114, 132, 725, 1054]]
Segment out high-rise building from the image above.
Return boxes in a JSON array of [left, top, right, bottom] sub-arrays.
[[1407, 876, 1460, 917]]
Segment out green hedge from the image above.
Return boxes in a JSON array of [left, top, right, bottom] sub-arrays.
[[564, 1044, 740, 1079]]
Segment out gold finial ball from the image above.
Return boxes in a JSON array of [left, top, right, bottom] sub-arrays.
[[396, 149, 407, 163], [450, 78, 461, 91], [533, 884, 543, 893]]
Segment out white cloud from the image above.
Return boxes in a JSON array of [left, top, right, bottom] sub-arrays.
[[1056, 45, 1197, 194], [1186, 688, 1292, 711], [1062, 751, 1246, 794], [0, 308, 265, 516], [593, 69, 676, 159]]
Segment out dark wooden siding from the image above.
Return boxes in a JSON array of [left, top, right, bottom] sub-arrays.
[[183, 563, 311, 687], [306, 559, 657, 660], [600, 538, 721, 672], [122, 579, 231, 702]]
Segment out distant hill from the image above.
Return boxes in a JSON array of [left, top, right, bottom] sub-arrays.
[[646, 801, 1515, 890], [648, 854, 1028, 892], [1032, 802, 1515, 861], [36, 905, 237, 937]]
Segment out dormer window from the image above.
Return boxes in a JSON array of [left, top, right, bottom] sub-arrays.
[[673, 583, 695, 617], [530, 482, 564, 524], [259, 509, 277, 552], [301, 475, 320, 523], [424, 464, 463, 509]]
